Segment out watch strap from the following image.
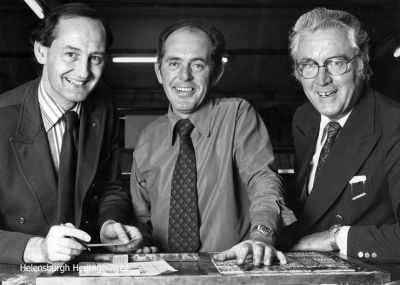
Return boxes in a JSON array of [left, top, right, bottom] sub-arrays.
[[329, 224, 341, 251]]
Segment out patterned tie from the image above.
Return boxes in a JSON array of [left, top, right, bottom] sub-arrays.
[[58, 110, 79, 223], [314, 121, 342, 183], [168, 119, 200, 252]]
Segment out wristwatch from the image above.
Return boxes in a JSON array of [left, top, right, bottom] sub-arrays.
[[251, 225, 275, 240], [329, 224, 341, 251]]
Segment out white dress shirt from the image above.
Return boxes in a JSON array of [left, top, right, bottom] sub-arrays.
[[307, 112, 352, 255]]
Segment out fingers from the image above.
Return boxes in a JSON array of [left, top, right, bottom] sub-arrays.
[[110, 223, 130, 243], [103, 224, 144, 253], [134, 246, 158, 254], [252, 243, 265, 266], [213, 247, 237, 262], [107, 244, 131, 253], [236, 243, 252, 265], [276, 250, 287, 265], [124, 226, 143, 250], [213, 242, 252, 265], [103, 223, 143, 246], [55, 225, 91, 243], [213, 241, 288, 269], [263, 246, 273, 266], [43, 225, 91, 263]]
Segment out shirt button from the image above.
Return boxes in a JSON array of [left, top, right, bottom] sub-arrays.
[[358, 251, 364, 258], [365, 252, 370, 258], [335, 214, 344, 221], [18, 217, 26, 224], [372, 252, 377, 258]]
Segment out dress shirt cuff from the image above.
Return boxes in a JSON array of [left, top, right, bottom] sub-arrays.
[[23, 237, 46, 263], [337, 226, 350, 256], [100, 220, 117, 243]]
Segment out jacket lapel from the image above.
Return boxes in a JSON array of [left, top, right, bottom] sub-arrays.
[[9, 79, 58, 227], [298, 89, 381, 234], [74, 96, 106, 226], [294, 105, 320, 199]]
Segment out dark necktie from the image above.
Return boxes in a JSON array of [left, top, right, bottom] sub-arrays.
[[314, 121, 342, 183], [58, 110, 79, 224], [168, 119, 200, 252]]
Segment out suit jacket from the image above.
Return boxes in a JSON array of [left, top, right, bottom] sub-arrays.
[[0, 78, 132, 264], [285, 87, 400, 263]]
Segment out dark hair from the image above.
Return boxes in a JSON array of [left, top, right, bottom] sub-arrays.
[[30, 2, 113, 50], [156, 19, 226, 80], [289, 7, 371, 81]]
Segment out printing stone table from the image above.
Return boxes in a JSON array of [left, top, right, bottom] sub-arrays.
[[0, 252, 395, 285]]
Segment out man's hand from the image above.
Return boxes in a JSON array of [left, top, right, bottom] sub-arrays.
[[101, 221, 143, 253], [41, 224, 91, 263], [213, 236, 286, 266], [290, 230, 334, 251], [134, 245, 158, 254]]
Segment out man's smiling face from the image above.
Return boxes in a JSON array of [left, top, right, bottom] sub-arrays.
[[36, 16, 106, 110], [296, 28, 364, 120], [155, 27, 214, 118]]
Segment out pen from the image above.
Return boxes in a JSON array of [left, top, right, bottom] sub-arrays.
[[61, 223, 91, 252], [69, 236, 91, 252]]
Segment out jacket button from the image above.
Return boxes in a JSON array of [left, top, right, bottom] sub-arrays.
[[358, 251, 363, 258], [365, 252, 370, 258], [18, 217, 26, 224], [335, 214, 344, 221], [372, 252, 377, 258]]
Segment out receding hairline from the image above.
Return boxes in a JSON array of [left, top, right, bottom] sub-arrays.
[[50, 15, 107, 45], [165, 26, 213, 46], [161, 26, 214, 63]]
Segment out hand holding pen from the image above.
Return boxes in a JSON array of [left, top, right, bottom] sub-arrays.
[[62, 223, 91, 252], [39, 223, 91, 263]]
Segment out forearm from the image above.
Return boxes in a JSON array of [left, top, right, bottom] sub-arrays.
[[97, 183, 132, 226], [347, 224, 400, 262], [249, 175, 296, 236]]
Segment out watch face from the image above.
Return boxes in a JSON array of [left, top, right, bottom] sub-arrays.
[[255, 225, 274, 238]]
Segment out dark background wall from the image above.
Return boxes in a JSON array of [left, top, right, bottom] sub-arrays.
[[1, 0, 399, 155]]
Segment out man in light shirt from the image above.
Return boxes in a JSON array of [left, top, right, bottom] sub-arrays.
[[282, 7, 400, 263], [0, 3, 141, 264], [131, 20, 296, 266]]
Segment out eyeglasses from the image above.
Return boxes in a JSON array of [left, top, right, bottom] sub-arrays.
[[296, 56, 358, 79]]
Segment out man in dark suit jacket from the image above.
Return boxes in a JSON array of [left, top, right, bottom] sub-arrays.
[[283, 7, 400, 263], [0, 3, 141, 264]]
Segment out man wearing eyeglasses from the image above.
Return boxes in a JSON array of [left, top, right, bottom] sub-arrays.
[[281, 7, 400, 263]]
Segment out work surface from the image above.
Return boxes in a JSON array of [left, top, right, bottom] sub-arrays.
[[0, 252, 398, 285]]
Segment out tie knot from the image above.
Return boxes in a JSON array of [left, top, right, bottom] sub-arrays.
[[176, 119, 194, 137], [327, 121, 341, 138], [63, 111, 79, 132]]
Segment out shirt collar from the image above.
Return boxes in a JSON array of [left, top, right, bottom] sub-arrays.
[[319, 110, 352, 143], [167, 98, 213, 145], [38, 80, 81, 132]]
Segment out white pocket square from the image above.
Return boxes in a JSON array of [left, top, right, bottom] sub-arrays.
[[349, 175, 366, 184], [349, 175, 367, 200]]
